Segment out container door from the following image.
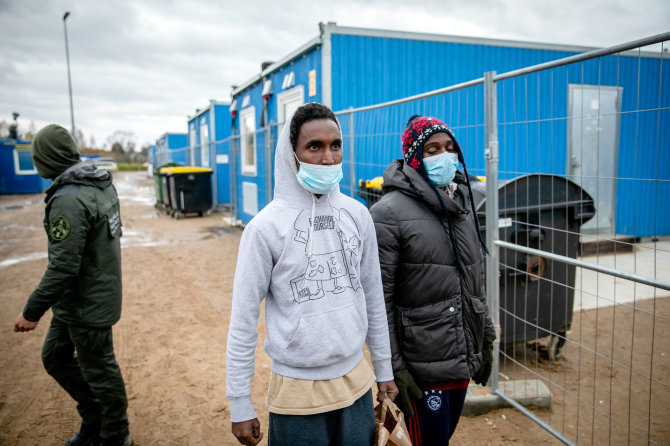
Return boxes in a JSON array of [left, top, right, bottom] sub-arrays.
[[200, 121, 210, 168], [568, 84, 622, 234], [189, 125, 197, 166]]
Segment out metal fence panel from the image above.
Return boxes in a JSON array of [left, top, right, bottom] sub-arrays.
[[489, 36, 670, 446], [328, 32, 670, 446]]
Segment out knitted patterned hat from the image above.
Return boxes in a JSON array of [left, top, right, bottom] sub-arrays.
[[401, 115, 462, 178]]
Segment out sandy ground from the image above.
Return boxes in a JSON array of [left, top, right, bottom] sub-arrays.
[[1, 171, 668, 445]]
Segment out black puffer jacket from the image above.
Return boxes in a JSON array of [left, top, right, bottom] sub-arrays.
[[370, 159, 495, 387]]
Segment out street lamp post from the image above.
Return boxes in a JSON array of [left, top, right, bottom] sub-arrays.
[[63, 11, 75, 137]]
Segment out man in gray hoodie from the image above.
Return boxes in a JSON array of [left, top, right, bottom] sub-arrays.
[[13, 124, 132, 446], [226, 103, 397, 446]]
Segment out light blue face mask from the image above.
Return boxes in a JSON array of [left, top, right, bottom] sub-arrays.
[[295, 155, 343, 195], [423, 151, 459, 186]]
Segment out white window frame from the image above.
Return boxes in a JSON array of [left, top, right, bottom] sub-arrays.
[[13, 148, 37, 175], [200, 119, 210, 167], [239, 106, 257, 176], [277, 85, 305, 125]]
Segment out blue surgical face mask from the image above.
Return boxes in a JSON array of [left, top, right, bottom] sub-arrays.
[[295, 154, 343, 195], [423, 151, 459, 186]]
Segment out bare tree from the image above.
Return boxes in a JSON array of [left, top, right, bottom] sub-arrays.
[[105, 130, 137, 162], [75, 129, 86, 150], [0, 120, 8, 138]]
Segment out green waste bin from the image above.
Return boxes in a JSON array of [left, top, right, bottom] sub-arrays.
[[154, 162, 182, 208]]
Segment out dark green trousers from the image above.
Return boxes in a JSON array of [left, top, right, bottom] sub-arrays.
[[41, 318, 129, 441]]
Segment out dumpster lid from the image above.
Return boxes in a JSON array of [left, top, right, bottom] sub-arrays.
[[473, 174, 595, 215], [160, 166, 213, 174], [154, 162, 182, 174]]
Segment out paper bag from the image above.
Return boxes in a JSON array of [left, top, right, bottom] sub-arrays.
[[373, 396, 412, 446]]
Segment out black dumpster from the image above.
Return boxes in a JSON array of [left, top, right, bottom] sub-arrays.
[[154, 162, 182, 209], [472, 174, 595, 359], [164, 167, 213, 219]]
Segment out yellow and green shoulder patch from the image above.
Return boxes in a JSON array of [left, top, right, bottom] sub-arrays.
[[49, 216, 71, 241]]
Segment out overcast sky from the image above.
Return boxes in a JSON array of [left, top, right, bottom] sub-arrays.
[[1, 0, 668, 149]]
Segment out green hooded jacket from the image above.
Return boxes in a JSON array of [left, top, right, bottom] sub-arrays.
[[23, 125, 123, 327]]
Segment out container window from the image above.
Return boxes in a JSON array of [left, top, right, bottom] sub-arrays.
[[277, 85, 305, 125], [13, 148, 37, 175], [240, 106, 257, 176]]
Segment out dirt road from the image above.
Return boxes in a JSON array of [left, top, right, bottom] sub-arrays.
[[1, 171, 666, 445]]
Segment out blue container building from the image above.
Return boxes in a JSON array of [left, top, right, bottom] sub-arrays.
[[155, 132, 188, 166], [230, 23, 668, 237], [187, 100, 232, 206], [0, 139, 50, 194]]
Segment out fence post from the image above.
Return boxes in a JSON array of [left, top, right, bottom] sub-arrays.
[[210, 140, 218, 211], [348, 107, 355, 198], [264, 115, 272, 205], [230, 132, 238, 226], [484, 71, 501, 392]]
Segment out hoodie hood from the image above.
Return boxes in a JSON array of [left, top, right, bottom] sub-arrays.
[[31, 124, 81, 179], [45, 160, 112, 199], [272, 114, 341, 206]]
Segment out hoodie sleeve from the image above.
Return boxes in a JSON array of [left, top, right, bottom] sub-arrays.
[[23, 193, 90, 322], [369, 200, 404, 372], [358, 210, 394, 382], [226, 223, 273, 423]]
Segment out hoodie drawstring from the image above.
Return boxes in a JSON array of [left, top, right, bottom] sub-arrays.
[[307, 194, 316, 257], [461, 165, 490, 255]]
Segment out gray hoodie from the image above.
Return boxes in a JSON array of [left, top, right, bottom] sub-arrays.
[[225, 116, 393, 422]]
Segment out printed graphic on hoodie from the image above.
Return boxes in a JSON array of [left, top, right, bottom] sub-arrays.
[[290, 207, 362, 303]]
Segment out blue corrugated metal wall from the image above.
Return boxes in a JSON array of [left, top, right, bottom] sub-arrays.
[[156, 133, 188, 165], [233, 46, 322, 223], [330, 35, 579, 110], [0, 139, 50, 194], [212, 103, 232, 205], [167, 134, 187, 165], [187, 104, 233, 205], [331, 34, 669, 238], [337, 86, 488, 199], [494, 55, 670, 238], [230, 31, 668, 237]]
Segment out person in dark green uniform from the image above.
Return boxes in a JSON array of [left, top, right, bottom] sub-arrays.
[[13, 124, 133, 446]]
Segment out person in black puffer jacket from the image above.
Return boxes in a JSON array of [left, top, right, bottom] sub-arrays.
[[370, 115, 496, 445]]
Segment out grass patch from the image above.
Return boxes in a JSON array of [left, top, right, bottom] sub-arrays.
[[117, 163, 144, 171]]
